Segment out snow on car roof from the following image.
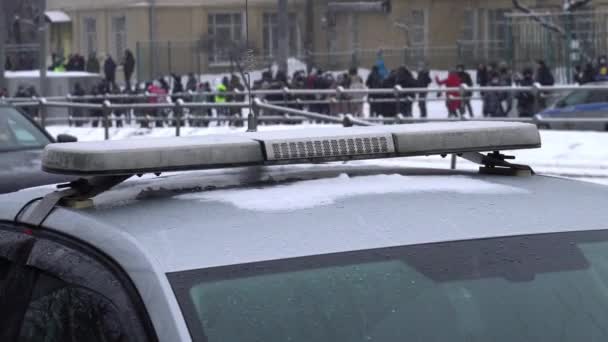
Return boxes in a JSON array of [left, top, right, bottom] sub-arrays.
[[26, 165, 608, 273]]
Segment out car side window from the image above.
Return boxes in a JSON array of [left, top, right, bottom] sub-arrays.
[[586, 90, 608, 104], [8, 117, 39, 146], [19, 272, 125, 342], [0, 225, 155, 341]]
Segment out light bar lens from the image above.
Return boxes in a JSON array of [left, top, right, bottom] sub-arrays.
[[43, 136, 264, 175], [42, 122, 541, 176], [261, 133, 395, 161]]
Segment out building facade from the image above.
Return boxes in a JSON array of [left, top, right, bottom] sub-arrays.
[[47, 0, 604, 80]]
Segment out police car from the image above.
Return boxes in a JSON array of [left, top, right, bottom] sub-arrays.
[[538, 82, 608, 131], [2, 122, 608, 342]]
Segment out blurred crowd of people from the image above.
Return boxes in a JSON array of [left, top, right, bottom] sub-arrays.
[[9, 48, 608, 127]]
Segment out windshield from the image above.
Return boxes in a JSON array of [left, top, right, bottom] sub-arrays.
[[170, 230, 608, 342], [557, 88, 608, 108], [0, 107, 51, 152]]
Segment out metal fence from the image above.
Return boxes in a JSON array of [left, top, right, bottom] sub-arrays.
[[136, 40, 308, 81], [135, 42, 510, 81], [508, 10, 608, 83], [6, 84, 608, 141]]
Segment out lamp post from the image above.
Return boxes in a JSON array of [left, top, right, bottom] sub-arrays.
[[0, 2, 7, 90], [277, 0, 289, 73], [39, 0, 48, 98]]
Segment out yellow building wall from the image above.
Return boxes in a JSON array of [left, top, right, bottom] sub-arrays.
[[55, 0, 575, 75]]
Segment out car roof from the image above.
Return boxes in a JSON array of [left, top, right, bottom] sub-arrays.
[[4, 163, 608, 274]]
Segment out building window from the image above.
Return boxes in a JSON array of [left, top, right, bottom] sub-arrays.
[[408, 9, 427, 60], [262, 13, 299, 59], [410, 9, 427, 46], [461, 9, 476, 42], [208, 13, 243, 64], [112, 16, 127, 59], [487, 9, 510, 45], [83, 17, 97, 55], [461, 9, 479, 60]]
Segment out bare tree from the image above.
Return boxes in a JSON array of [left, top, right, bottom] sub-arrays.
[[512, 0, 593, 36], [563, 0, 592, 11], [511, 0, 566, 37]]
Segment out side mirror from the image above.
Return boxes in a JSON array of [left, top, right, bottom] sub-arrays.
[[56, 134, 78, 143]]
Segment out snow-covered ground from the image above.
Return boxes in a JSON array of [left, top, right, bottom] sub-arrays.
[[45, 123, 608, 186]]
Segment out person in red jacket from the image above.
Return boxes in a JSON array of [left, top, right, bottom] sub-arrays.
[[435, 71, 463, 117], [147, 81, 168, 127]]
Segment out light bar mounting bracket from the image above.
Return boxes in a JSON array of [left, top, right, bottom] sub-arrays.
[[461, 151, 534, 176], [19, 175, 133, 227]]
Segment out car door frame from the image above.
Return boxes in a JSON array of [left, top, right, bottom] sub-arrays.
[[0, 222, 159, 341]]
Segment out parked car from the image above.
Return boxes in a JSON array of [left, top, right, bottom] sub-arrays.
[[537, 82, 608, 131], [0, 104, 76, 193], [3, 122, 608, 341]]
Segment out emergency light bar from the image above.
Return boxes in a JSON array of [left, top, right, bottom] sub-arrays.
[[42, 122, 541, 176]]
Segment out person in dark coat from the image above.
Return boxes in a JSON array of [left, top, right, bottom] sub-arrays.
[[86, 52, 100, 74], [14, 85, 28, 98], [535, 60, 554, 110], [228, 75, 245, 126], [395, 66, 417, 117], [123, 49, 136, 91], [516, 68, 536, 117], [573, 65, 584, 84], [77, 54, 86, 71], [90, 82, 105, 128], [171, 73, 185, 119], [366, 66, 384, 116], [535, 60, 554, 86], [498, 62, 513, 116], [112, 86, 126, 128], [477, 64, 489, 87], [582, 62, 596, 84], [5, 56, 12, 71], [416, 66, 432, 118], [477, 63, 490, 117], [457, 64, 474, 117], [483, 75, 504, 117], [103, 55, 117, 91], [172, 74, 184, 94], [186, 73, 198, 92], [71, 83, 86, 127], [379, 71, 398, 117], [65, 54, 76, 71], [159, 77, 171, 93], [314, 71, 332, 115]]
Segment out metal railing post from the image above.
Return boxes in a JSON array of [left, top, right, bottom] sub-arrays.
[[396, 113, 404, 124], [247, 100, 259, 132], [343, 114, 354, 127], [337, 86, 345, 115], [459, 84, 467, 117], [533, 82, 542, 115], [394, 85, 402, 115], [450, 154, 457, 170], [66, 93, 72, 126], [37, 97, 47, 127], [283, 87, 290, 107], [175, 98, 184, 137], [102, 100, 112, 141]]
